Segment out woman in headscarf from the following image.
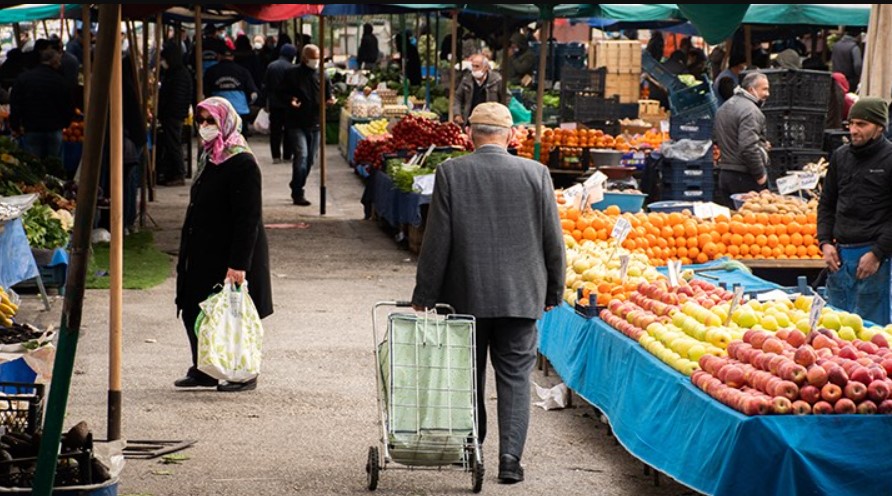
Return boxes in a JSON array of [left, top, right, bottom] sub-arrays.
[[175, 97, 273, 393]]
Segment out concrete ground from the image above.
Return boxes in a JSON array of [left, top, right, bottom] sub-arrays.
[[30, 139, 697, 495]]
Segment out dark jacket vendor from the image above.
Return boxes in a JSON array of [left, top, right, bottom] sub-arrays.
[[818, 97, 892, 326]]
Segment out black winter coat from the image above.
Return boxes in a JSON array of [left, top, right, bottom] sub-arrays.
[[159, 42, 193, 121], [9, 65, 74, 133], [282, 64, 332, 129], [176, 153, 273, 319]]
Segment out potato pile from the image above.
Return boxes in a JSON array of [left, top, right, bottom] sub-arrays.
[[736, 190, 817, 216]]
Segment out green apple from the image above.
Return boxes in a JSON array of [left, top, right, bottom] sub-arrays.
[[796, 319, 811, 333], [839, 313, 864, 333], [733, 309, 758, 329], [859, 327, 879, 342], [687, 344, 707, 361], [774, 312, 792, 329], [838, 326, 857, 342], [821, 313, 841, 331], [761, 315, 779, 332]]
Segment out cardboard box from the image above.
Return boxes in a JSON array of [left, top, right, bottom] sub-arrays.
[[592, 40, 643, 74], [605, 73, 641, 103]]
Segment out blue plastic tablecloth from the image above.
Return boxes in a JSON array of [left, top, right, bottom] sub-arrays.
[[347, 125, 364, 166], [369, 171, 430, 228], [539, 305, 892, 496], [0, 218, 39, 289], [657, 258, 783, 294]]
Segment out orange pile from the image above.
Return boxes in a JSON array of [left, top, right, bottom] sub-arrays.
[[517, 127, 668, 162], [557, 200, 821, 266]]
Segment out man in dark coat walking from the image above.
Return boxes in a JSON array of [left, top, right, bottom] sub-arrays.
[[412, 102, 565, 485], [262, 43, 297, 164], [157, 41, 193, 186]]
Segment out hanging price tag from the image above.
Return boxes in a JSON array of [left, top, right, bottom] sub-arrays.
[[725, 286, 745, 326], [667, 260, 680, 288], [563, 184, 585, 211], [808, 294, 826, 332], [797, 172, 820, 191], [619, 254, 630, 281], [776, 175, 801, 195], [611, 217, 632, 244]]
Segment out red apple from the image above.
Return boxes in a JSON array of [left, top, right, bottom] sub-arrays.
[[822, 383, 843, 404], [871, 334, 890, 349], [858, 341, 880, 355], [869, 365, 888, 382], [834, 398, 857, 414], [791, 400, 812, 415], [868, 380, 890, 403], [839, 346, 859, 361], [813, 401, 834, 415], [742, 396, 771, 416], [787, 364, 808, 386], [762, 338, 785, 355], [756, 352, 777, 371], [857, 400, 878, 415], [799, 385, 822, 405], [851, 367, 873, 386], [725, 366, 746, 389], [807, 366, 829, 388], [775, 329, 791, 341], [742, 329, 760, 345], [775, 381, 800, 401], [827, 367, 849, 388], [878, 400, 892, 414], [786, 330, 807, 348], [816, 348, 834, 360], [772, 396, 793, 415], [812, 334, 835, 350], [857, 357, 874, 367], [844, 382, 868, 402], [769, 355, 788, 375]]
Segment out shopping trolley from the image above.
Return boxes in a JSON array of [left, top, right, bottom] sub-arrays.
[[366, 301, 483, 493]]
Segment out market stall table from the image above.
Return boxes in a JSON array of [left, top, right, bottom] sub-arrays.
[[365, 170, 430, 229], [0, 219, 39, 290], [538, 268, 892, 496]]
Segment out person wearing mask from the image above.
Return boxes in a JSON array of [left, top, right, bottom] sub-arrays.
[[259, 35, 277, 68], [156, 41, 193, 186], [262, 43, 297, 164], [204, 45, 259, 136], [9, 47, 74, 160], [453, 54, 505, 126], [282, 44, 334, 206], [357, 23, 379, 70], [234, 34, 264, 93], [175, 97, 272, 392], [712, 71, 772, 207], [713, 54, 748, 108], [831, 30, 863, 92], [394, 30, 422, 86], [412, 102, 565, 485], [818, 97, 892, 326], [505, 33, 535, 86]]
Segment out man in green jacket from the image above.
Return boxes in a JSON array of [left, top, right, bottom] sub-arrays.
[[453, 54, 506, 125], [505, 34, 535, 86]]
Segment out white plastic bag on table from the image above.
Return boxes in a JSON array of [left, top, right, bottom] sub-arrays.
[[196, 281, 264, 382], [253, 109, 271, 134]]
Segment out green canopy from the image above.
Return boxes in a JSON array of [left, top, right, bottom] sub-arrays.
[[743, 4, 870, 27], [0, 4, 79, 23], [677, 4, 750, 44]]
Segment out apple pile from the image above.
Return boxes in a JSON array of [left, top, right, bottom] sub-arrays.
[[390, 115, 471, 150], [692, 328, 892, 415], [600, 279, 737, 375], [563, 236, 663, 307]]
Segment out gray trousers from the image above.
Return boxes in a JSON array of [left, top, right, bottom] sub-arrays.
[[475, 317, 538, 461]]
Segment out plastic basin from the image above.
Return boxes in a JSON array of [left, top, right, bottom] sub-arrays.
[[647, 201, 695, 214], [591, 192, 647, 213]]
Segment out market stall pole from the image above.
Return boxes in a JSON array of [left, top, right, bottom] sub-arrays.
[[33, 5, 120, 492], [83, 7, 91, 112], [319, 13, 327, 216], [108, 17, 124, 443], [194, 7, 204, 176], [533, 20, 551, 162], [148, 14, 163, 204], [401, 14, 408, 106], [140, 19, 150, 226], [426, 12, 432, 107], [500, 18, 509, 105], [447, 10, 457, 122]]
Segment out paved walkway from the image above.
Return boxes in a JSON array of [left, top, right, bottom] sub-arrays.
[[55, 139, 693, 495]]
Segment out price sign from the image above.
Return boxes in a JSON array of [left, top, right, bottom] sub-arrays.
[[611, 217, 632, 245], [776, 174, 801, 195], [693, 202, 731, 221], [808, 294, 826, 332], [725, 286, 745, 326], [619, 254, 630, 281], [563, 184, 585, 211], [797, 172, 820, 190], [667, 260, 680, 288]]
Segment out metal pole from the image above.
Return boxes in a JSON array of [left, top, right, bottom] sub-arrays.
[[435, 15, 440, 85], [140, 20, 150, 227], [319, 14, 327, 216], [426, 12, 432, 107], [501, 18, 510, 104], [534, 20, 550, 162], [448, 10, 457, 122], [149, 14, 162, 203], [33, 5, 118, 493], [108, 16, 124, 442], [401, 14, 408, 106], [744, 25, 752, 67], [83, 9, 92, 112], [195, 7, 204, 102]]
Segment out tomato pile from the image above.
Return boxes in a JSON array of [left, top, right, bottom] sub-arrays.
[[353, 115, 473, 170]]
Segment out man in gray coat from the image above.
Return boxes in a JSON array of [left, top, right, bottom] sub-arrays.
[[712, 71, 772, 207], [453, 54, 506, 125], [412, 102, 565, 484]]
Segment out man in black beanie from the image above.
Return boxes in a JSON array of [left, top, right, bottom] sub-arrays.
[[818, 96, 892, 326]]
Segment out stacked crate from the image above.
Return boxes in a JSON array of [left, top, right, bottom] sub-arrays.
[[530, 42, 588, 82], [661, 152, 715, 202], [592, 40, 642, 103], [753, 69, 832, 187]]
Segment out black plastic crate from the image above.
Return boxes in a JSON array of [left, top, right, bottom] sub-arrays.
[[662, 157, 714, 181], [641, 50, 687, 92], [764, 109, 826, 149], [670, 115, 714, 141], [0, 450, 92, 488], [756, 69, 833, 111], [669, 81, 718, 115], [561, 66, 607, 93], [0, 382, 45, 436], [662, 174, 714, 191], [531, 42, 587, 81], [823, 129, 850, 154], [767, 148, 826, 187], [661, 187, 714, 202], [574, 93, 639, 123]]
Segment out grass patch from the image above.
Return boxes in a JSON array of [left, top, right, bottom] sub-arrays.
[[86, 231, 172, 290]]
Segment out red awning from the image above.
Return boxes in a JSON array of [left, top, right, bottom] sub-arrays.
[[230, 4, 323, 21]]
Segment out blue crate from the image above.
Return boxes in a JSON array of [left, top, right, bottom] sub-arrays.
[[661, 187, 714, 202], [662, 157, 713, 181], [648, 200, 696, 213], [670, 115, 714, 141], [669, 81, 718, 115], [642, 51, 687, 92]]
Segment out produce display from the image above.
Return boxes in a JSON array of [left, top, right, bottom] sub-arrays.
[[354, 119, 389, 138], [62, 111, 84, 143], [384, 150, 469, 193], [0, 286, 18, 327], [352, 114, 472, 170], [22, 204, 70, 250], [735, 190, 817, 216], [517, 126, 667, 163], [563, 235, 663, 307]]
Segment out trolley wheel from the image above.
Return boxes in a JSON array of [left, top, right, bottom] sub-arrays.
[[471, 452, 484, 493], [366, 446, 380, 491]]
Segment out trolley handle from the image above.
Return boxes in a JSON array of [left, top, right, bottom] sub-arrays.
[[377, 301, 456, 314]]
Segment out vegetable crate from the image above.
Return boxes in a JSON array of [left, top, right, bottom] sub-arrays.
[[767, 148, 827, 188], [670, 114, 714, 141], [560, 66, 607, 94], [592, 40, 642, 74], [661, 156, 714, 182], [530, 42, 587, 81], [641, 51, 687, 92], [764, 109, 826, 149], [0, 449, 92, 488], [605, 73, 641, 103], [572, 93, 639, 124], [668, 81, 717, 116], [0, 382, 45, 436], [756, 69, 833, 112]]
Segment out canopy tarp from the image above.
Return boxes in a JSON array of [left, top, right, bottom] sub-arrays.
[[860, 4, 891, 101], [321, 4, 456, 16], [743, 4, 870, 27], [0, 4, 80, 23], [676, 4, 750, 44]]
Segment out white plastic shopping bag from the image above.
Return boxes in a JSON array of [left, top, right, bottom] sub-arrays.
[[253, 109, 271, 134], [195, 282, 264, 382]]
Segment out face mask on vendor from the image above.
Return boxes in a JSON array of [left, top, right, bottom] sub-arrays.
[[306, 58, 320, 70]]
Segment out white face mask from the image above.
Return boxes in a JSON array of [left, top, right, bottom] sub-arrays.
[[253, 42, 263, 50], [199, 125, 220, 142], [160, 60, 169, 70], [472, 70, 485, 80], [306, 59, 320, 69]]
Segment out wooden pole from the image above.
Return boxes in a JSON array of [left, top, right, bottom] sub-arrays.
[[12, 23, 22, 49], [401, 14, 408, 106], [195, 7, 204, 102], [149, 14, 162, 203], [435, 15, 440, 84], [744, 25, 752, 68], [501, 17, 510, 104], [33, 5, 118, 493], [41, 20, 50, 40], [319, 14, 327, 216], [83, 8, 92, 112], [108, 11, 124, 442], [426, 12, 432, 106], [448, 10, 457, 122], [141, 20, 150, 227], [534, 20, 551, 162]]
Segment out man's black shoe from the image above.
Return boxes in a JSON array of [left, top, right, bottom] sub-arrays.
[[174, 375, 218, 388], [217, 378, 258, 392], [498, 454, 524, 484], [292, 198, 311, 206]]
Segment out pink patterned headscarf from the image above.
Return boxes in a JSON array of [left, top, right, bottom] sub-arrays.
[[196, 96, 252, 165]]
